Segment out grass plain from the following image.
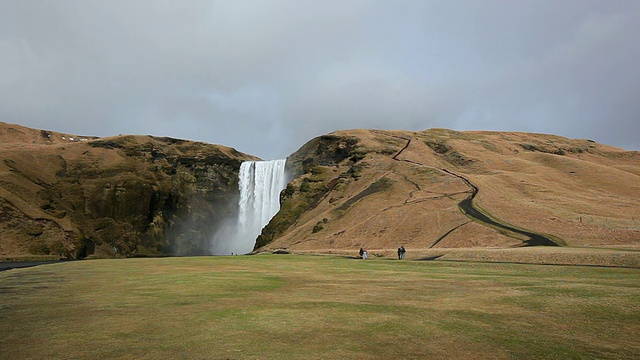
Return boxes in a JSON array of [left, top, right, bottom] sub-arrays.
[[1, 254, 638, 359]]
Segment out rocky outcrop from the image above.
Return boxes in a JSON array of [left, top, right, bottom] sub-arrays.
[[254, 133, 366, 249], [0, 122, 257, 259]]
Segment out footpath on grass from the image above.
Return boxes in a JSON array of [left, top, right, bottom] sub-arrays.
[[263, 247, 640, 268], [0, 260, 68, 272]]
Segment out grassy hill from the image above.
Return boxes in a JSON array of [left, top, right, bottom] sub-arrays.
[[257, 129, 640, 258]]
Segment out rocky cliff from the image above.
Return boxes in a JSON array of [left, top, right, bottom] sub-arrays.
[[0, 122, 257, 260]]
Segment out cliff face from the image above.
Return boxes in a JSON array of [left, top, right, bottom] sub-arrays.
[[0, 122, 258, 259], [257, 129, 640, 253]]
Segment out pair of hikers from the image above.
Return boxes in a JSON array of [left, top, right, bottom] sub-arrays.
[[397, 246, 406, 260], [358, 247, 405, 259]]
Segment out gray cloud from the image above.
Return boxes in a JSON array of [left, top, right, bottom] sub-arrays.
[[1, 0, 638, 159]]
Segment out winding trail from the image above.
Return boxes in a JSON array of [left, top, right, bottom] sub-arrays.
[[441, 169, 559, 246], [387, 134, 560, 247]]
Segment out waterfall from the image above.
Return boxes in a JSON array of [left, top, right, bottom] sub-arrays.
[[210, 159, 287, 255]]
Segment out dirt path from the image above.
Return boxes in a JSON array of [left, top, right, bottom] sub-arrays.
[[0, 261, 65, 272], [390, 136, 560, 247]]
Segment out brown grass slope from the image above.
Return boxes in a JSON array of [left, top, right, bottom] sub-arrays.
[[257, 129, 640, 257], [0, 121, 257, 260]]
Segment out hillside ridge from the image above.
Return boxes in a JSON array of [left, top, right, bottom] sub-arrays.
[[256, 128, 639, 255]]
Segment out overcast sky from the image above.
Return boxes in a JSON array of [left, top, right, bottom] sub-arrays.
[[1, 1, 638, 159]]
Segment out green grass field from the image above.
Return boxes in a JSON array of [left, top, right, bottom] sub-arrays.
[[1, 255, 638, 359]]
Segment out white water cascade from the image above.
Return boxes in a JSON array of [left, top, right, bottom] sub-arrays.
[[210, 159, 287, 255]]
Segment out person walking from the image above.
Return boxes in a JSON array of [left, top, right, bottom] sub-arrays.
[[397, 247, 402, 260], [400, 246, 406, 260]]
